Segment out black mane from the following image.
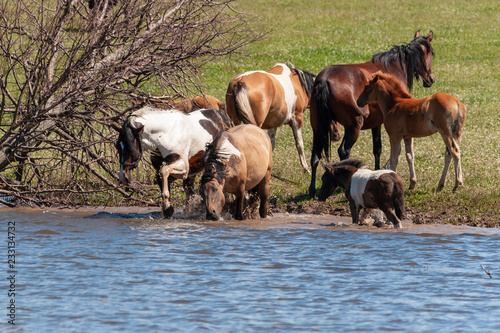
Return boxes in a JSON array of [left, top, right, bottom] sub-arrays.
[[331, 158, 365, 170], [201, 131, 227, 185], [293, 67, 316, 97], [371, 36, 432, 91]]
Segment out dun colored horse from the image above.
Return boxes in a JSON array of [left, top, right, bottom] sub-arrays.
[[200, 125, 273, 220], [116, 106, 230, 218], [226, 63, 320, 174], [131, 95, 225, 112], [309, 30, 435, 197], [357, 72, 466, 192], [318, 159, 405, 229]]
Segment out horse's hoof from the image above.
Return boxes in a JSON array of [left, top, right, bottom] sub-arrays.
[[162, 205, 174, 218]]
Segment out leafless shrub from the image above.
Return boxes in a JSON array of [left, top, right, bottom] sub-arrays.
[[0, 0, 262, 207]]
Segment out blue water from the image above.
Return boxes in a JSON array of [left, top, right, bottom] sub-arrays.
[[1, 208, 499, 332]]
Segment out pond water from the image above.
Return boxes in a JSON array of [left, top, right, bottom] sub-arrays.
[[1, 206, 499, 332]]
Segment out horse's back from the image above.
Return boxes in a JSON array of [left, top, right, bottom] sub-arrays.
[[227, 125, 273, 189]]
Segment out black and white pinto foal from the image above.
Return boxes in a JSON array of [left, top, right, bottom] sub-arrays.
[[116, 106, 229, 218], [317, 159, 405, 228]]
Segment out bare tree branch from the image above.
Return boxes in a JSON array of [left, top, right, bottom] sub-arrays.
[[0, 0, 263, 206]]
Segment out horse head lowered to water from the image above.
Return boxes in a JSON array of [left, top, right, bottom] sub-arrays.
[[356, 72, 466, 192], [116, 106, 230, 218], [200, 124, 273, 220], [309, 30, 435, 197], [226, 63, 322, 174], [318, 159, 405, 229]]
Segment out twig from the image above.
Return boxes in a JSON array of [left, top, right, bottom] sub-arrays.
[[481, 264, 492, 278]]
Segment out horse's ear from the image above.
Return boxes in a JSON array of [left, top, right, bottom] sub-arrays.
[[132, 123, 144, 135], [321, 162, 333, 172], [426, 30, 433, 42], [129, 117, 145, 134], [414, 30, 421, 39]]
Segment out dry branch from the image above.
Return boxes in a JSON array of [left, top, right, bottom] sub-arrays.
[[0, 0, 263, 207]]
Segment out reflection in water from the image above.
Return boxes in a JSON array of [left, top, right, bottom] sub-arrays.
[[1, 207, 499, 332]]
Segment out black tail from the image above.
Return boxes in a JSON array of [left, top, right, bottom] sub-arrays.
[[394, 182, 405, 220], [313, 80, 333, 161]]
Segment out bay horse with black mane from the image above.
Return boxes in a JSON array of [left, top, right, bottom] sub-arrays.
[[357, 72, 466, 192], [318, 159, 405, 229], [226, 63, 323, 174], [309, 30, 435, 197], [116, 106, 230, 218], [200, 124, 273, 220]]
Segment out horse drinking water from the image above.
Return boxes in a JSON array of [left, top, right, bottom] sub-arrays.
[[356, 72, 466, 192], [309, 30, 435, 197], [116, 106, 230, 218], [200, 124, 273, 220], [318, 159, 405, 229], [225, 63, 317, 174]]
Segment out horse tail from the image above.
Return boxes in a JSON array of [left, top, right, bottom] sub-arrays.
[[453, 101, 466, 143], [313, 80, 333, 161], [394, 178, 405, 220], [233, 81, 257, 125]]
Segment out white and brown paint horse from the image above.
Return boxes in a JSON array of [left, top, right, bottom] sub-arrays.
[[225, 63, 318, 173], [357, 72, 466, 192], [116, 106, 230, 218], [200, 124, 273, 220], [318, 159, 405, 228]]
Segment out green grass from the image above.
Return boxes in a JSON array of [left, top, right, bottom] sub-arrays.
[[195, 0, 500, 225]]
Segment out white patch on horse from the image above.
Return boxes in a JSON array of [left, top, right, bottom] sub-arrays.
[[237, 63, 297, 124], [350, 169, 393, 207], [216, 137, 241, 160]]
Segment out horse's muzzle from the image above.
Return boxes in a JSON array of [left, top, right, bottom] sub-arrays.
[[423, 74, 435, 87], [206, 210, 221, 221]]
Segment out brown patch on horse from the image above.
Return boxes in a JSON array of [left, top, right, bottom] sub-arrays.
[[188, 150, 205, 174]]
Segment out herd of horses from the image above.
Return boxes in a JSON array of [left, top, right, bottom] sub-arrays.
[[116, 30, 466, 226]]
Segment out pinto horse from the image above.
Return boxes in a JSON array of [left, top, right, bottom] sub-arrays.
[[226, 63, 321, 174], [309, 30, 435, 197], [131, 95, 225, 112], [200, 124, 273, 220], [357, 72, 466, 192], [116, 106, 230, 218], [318, 159, 405, 229]]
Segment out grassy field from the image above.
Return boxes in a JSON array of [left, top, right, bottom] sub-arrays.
[[195, 0, 499, 225]]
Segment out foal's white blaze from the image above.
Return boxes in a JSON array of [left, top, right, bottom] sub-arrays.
[[350, 169, 393, 207], [237, 63, 297, 124]]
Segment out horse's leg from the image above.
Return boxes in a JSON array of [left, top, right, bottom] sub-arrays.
[[338, 124, 361, 161], [438, 136, 462, 192], [381, 207, 402, 229], [290, 119, 311, 174], [388, 135, 402, 172], [371, 126, 382, 170], [159, 166, 174, 218], [234, 184, 246, 220], [289, 120, 311, 174], [309, 131, 322, 198], [266, 128, 277, 150], [257, 171, 271, 218], [404, 138, 417, 190], [349, 201, 360, 225], [182, 176, 195, 204]]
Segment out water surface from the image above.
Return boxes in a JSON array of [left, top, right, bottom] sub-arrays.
[[1, 207, 499, 332]]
